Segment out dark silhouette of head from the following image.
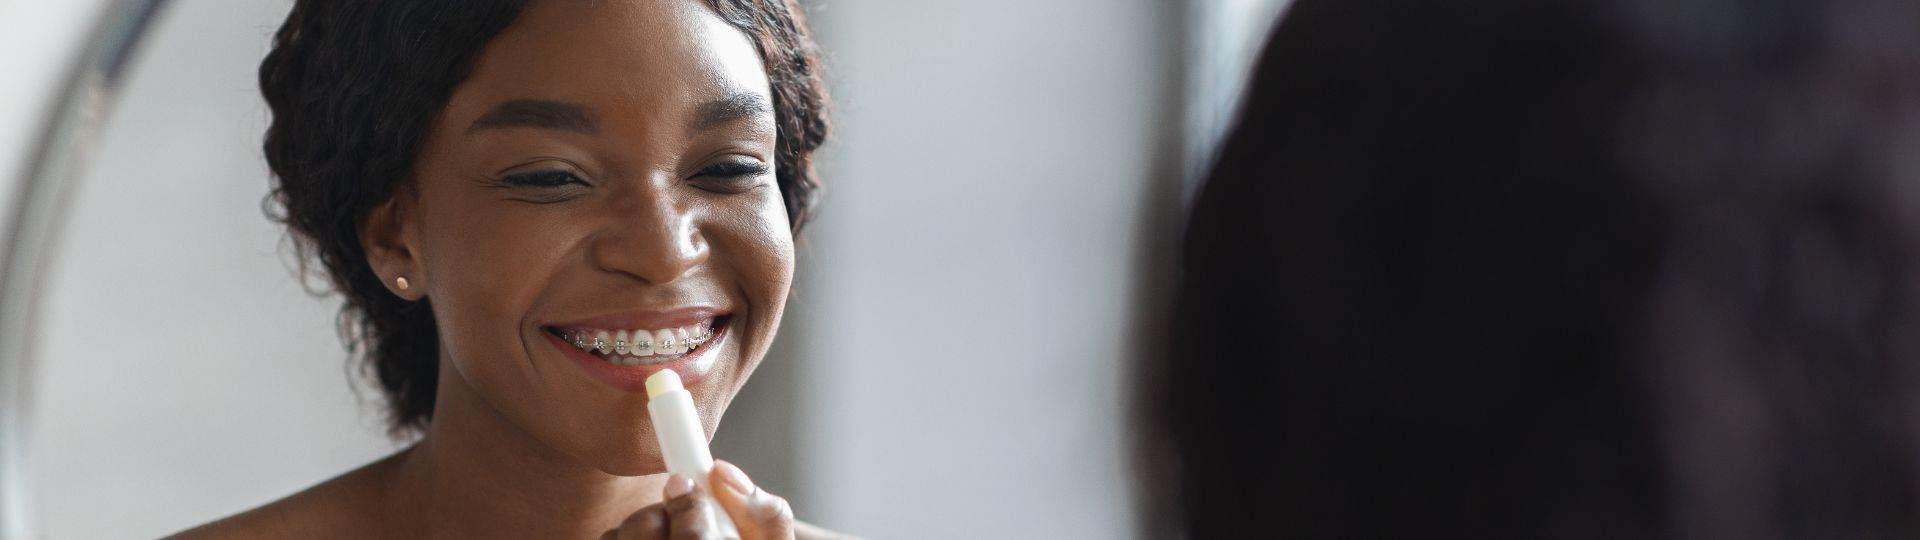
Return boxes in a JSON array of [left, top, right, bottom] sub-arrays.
[[1160, 0, 1920, 537]]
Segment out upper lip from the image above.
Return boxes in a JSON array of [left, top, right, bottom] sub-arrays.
[[544, 306, 727, 330]]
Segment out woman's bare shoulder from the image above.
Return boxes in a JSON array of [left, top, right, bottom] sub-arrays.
[[165, 452, 404, 539]]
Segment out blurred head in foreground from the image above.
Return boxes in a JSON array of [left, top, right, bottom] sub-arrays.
[[1161, 0, 1920, 537]]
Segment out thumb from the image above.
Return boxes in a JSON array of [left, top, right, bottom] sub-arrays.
[[710, 460, 795, 540]]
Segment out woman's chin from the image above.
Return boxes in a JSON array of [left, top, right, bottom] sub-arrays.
[[585, 442, 668, 477], [600, 460, 668, 478], [532, 419, 668, 477]]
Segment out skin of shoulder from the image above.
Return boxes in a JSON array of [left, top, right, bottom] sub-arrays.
[[166, 451, 856, 539], [164, 453, 402, 539]]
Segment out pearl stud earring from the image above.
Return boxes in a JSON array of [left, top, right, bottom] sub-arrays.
[[395, 276, 411, 291]]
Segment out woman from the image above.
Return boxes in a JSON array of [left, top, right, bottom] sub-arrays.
[[174, 0, 839, 537], [1157, 0, 1920, 537]]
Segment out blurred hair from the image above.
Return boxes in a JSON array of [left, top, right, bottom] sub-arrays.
[[259, 0, 828, 435], [1159, 0, 1920, 537]]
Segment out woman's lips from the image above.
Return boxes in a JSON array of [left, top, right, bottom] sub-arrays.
[[540, 316, 728, 392], [546, 306, 724, 331]]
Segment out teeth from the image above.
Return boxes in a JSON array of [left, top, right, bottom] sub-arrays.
[[562, 322, 715, 363], [674, 327, 694, 351], [653, 329, 677, 355], [632, 333, 654, 356]]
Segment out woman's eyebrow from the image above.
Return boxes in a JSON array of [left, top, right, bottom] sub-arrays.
[[467, 99, 599, 134], [690, 91, 772, 132]]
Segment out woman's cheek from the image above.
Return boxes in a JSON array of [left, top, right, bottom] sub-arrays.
[[745, 193, 796, 357], [740, 191, 795, 302], [421, 192, 572, 383]]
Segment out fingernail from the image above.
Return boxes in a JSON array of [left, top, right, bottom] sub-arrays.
[[716, 460, 754, 495], [665, 474, 695, 498]]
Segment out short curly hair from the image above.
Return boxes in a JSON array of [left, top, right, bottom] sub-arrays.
[[258, 0, 829, 435]]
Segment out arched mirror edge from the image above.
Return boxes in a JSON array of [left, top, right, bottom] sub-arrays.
[[0, 1, 170, 537]]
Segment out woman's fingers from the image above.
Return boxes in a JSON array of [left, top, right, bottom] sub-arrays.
[[607, 467, 797, 540], [710, 460, 796, 540], [606, 500, 668, 540], [605, 475, 723, 540], [660, 474, 737, 539]]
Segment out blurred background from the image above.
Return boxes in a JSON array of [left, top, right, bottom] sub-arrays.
[[0, 0, 1288, 538]]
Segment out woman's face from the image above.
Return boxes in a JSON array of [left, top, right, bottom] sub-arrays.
[[388, 0, 790, 474]]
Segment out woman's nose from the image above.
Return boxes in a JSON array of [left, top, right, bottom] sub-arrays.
[[590, 189, 709, 284]]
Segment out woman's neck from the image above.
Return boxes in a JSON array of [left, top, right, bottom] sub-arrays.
[[382, 371, 666, 538]]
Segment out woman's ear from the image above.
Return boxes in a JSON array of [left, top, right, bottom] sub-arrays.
[[361, 187, 423, 300]]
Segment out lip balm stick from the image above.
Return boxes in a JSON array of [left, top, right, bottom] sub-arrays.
[[645, 369, 739, 535]]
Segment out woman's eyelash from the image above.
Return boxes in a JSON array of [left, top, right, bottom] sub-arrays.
[[493, 162, 762, 194], [697, 161, 770, 178], [500, 170, 584, 187]]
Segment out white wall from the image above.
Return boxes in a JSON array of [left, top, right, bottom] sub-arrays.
[[0, 0, 111, 219], [792, 2, 1179, 537], [0, 2, 116, 535], [12, 1, 1183, 538], [23, 1, 400, 538]]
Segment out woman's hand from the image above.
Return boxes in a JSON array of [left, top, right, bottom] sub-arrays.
[[604, 460, 796, 540]]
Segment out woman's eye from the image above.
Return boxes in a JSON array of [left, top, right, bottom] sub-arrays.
[[501, 169, 586, 188], [491, 169, 589, 204], [692, 160, 772, 193], [696, 160, 771, 179]]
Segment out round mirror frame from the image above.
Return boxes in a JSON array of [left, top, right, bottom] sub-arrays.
[[0, 1, 170, 536]]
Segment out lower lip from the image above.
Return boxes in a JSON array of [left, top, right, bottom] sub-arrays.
[[540, 325, 726, 392]]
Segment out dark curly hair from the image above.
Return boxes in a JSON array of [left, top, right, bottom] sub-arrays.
[[259, 0, 829, 435]]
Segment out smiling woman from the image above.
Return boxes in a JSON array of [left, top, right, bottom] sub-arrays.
[[168, 0, 837, 538]]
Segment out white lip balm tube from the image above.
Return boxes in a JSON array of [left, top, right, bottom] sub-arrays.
[[645, 369, 739, 535]]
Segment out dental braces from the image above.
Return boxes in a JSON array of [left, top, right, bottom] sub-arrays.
[[570, 326, 715, 356]]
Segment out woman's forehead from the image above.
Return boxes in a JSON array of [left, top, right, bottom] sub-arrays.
[[448, 0, 772, 136]]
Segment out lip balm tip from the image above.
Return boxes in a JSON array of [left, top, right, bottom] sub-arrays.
[[645, 369, 683, 398]]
